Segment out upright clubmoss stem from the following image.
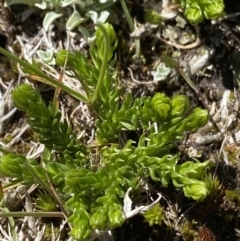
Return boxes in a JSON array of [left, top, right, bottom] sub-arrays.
[[120, 0, 141, 57], [92, 24, 110, 103]]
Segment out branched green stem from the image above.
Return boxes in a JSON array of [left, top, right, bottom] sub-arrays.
[[92, 24, 110, 103], [0, 23, 211, 240]]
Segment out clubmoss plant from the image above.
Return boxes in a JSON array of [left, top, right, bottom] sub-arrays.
[[181, 219, 198, 241], [143, 203, 165, 226], [34, 190, 59, 212], [0, 23, 212, 240]]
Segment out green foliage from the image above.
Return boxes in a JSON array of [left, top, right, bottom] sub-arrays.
[[144, 10, 162, 25], [56, 23, 118, 107], [11, 84, 80, 152], [0, 153, 47, 184], [143, 203, 165, 226], [226, 189, 240, 204], [180, 0, 225, 24], [181, 220, 198, 240], [204, 174, 221, 196], [0, 23, 211, 240], [34, 190, 58, 211]]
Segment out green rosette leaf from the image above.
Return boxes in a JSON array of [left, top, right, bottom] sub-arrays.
[[203, 1, 225, 19], [181, 0, 225, 24], [184, 2, 204, 24]]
